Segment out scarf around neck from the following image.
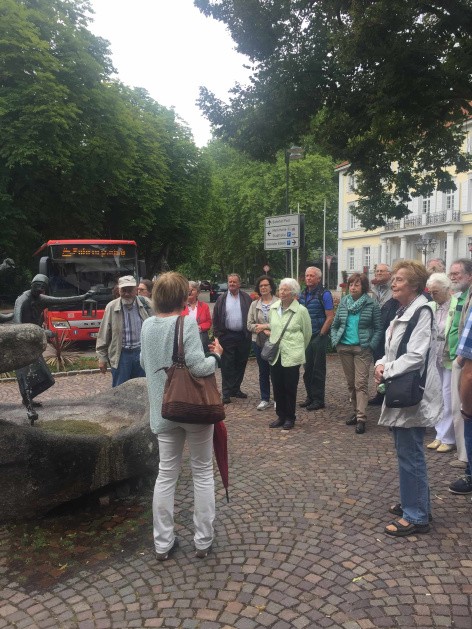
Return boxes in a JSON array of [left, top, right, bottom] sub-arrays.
[[345, 293, 368, 314]]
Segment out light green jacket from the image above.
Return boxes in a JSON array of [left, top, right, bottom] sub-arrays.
[[268, 299, 312, 367], [428, 295, 458, 369]]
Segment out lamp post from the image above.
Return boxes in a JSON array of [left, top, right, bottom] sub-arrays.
[[285, 146, 304, 277], [415, 235, 437, 265]]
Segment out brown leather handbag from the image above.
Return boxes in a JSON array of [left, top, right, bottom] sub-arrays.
[[161, 316, 225, 424]]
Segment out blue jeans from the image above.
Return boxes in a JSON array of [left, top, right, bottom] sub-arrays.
[[464, 417, 472, 477], [252, 342, 271, 402], [111, 348, 145, 387], [392, 427, 431, 525]]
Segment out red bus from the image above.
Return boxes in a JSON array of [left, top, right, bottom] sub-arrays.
[[34, 239, 144, 342]]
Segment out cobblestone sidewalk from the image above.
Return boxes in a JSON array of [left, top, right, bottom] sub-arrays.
[[1, 357, 471, 628]]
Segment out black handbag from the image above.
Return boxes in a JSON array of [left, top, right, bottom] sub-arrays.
[[384, 305, 433, 408]]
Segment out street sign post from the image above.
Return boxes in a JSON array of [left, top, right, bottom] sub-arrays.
[[264, 214, 304, 250]]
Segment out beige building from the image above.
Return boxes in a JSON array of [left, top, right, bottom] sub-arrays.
[[335, 119, 472, 285]]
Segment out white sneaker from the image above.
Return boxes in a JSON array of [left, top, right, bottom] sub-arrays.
[[257, 400, 270, 411]]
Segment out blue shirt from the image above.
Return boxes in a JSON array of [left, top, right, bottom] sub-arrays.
[[457, 307, 472, 361]]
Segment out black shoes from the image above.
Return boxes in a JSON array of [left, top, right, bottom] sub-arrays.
[[346, 415, 357, 426], [155, 538, 179, 562], [269, 418, 285, 428], [306, 401, 325, 411], [222, 397, 231, 404], [368, 394, 384, 406], [448, 475, 472, 494], [233, 391, 248, 399], [281, 420, 294, 431], [299, 398, 312, 408], [355, 421, 366, 434]]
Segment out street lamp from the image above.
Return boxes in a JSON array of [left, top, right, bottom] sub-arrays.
[[285, 146, 303, 277], [415, 235, 437, 265]]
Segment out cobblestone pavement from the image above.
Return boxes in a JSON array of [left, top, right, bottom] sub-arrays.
[[1, 356, 472, 629]]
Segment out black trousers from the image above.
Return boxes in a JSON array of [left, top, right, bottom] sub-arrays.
[[270, 357, 300, 422], [220, 336, 251, 398], [303, 333, 328, 404]]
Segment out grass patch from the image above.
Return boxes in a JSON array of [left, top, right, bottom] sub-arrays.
[[48, 356, 98, 373], [37, 419, 107, 436]]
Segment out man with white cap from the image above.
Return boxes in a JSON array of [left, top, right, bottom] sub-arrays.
[[96, 275, 152, 387]]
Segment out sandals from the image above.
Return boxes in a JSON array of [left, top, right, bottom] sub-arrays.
[[385, 520, 431, 537], [389, 503, 433, 522]]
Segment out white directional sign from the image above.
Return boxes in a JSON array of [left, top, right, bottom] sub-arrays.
[[264, 214, 303, 250]]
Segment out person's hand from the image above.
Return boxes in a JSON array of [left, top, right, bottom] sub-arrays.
[[98, 360, 108, 374], [374, 364, 384, 385], [255, 324, 266, 334], [263, 329, 270, 336], [209, 338, 223, 356]]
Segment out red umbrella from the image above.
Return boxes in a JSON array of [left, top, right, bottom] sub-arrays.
[[213, 421, 229, 503]]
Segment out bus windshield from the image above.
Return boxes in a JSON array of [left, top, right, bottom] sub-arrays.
[[47, 243, 137, 298]]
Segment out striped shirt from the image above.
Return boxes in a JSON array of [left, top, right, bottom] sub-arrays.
[[457, 307, 472, 361], [122, 300, 143, 349]]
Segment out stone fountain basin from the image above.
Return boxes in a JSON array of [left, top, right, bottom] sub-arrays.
[[0, 379, 158, 522]]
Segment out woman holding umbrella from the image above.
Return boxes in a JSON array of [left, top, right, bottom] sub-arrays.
[[140, 272, 223, 561]]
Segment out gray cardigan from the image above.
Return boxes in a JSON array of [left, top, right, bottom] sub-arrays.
[[140, 315, 218, 434]]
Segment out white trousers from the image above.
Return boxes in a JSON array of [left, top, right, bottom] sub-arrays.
[[153, 424, 215, 554], [451, 359, 467, 461], [435, 366, 455, 445]]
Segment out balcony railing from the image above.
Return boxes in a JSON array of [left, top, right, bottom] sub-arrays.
[[384, 210, 461, 232]]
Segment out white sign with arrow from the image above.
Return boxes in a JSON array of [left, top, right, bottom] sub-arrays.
[[264, 214, 302, 250]]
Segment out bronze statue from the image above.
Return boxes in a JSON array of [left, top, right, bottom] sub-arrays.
[[12, 274, 94, 424]]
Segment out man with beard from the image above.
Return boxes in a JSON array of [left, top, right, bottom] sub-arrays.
[[446, 259, 472, 484], [96, 275, 152, 387]]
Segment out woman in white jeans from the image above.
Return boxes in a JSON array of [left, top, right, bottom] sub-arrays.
[[140, 272, 223, 561]]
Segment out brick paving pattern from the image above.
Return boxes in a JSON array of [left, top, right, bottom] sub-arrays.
[[1, 356, 471, 628]]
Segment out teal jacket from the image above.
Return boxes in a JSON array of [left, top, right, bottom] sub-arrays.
[[331, 295, 382, 350], [268, 299, 312, 367]]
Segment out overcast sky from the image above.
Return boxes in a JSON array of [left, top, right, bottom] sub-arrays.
[[88, 0, 251, 146]]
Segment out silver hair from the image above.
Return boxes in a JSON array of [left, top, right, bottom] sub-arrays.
[[189, 281, 200, 291], [227, 273, 241, 282], [426, 272, 451, 291], [279, 277, 300, 296], [305, 266, 322, 277]]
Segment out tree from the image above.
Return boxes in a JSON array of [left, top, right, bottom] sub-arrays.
[[195, 0, 472, 228], [197, 140, 337, 282]]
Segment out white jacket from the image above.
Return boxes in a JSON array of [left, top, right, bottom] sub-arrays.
[[376, 295, 442, 428]]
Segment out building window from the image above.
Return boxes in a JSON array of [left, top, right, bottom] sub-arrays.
[[347, 174, 356, 192], [347, 248, 355, 271], [347, 203, 360, 230], [445, 189, 455, 211], [422, 196, 431, 213], [363, 246, 371, 269]]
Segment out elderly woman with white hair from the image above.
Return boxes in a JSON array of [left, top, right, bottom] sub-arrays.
[[425, 272, 458, 453], [267, 278, 312, 431]]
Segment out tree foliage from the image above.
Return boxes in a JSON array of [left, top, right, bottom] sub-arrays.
[[195, 0, 472, 228], [0, 0, 211, 282], [194, 140, 337, 282]]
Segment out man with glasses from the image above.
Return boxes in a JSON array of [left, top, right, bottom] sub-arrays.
[[446, 259, 472, 488], [371, 264, 393, 307], [96, 275, 152, 387], [368, 264, 398, 406]]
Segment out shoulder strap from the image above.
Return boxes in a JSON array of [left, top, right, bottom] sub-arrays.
[[171, 316, 186, 365], [396, 305, 433, 358], [276, 311, 295, 343]]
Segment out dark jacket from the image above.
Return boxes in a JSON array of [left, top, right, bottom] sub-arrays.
[[331, 295, 382, 350], [373, 297, 399, 361], [213, 290, 253, 341]]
